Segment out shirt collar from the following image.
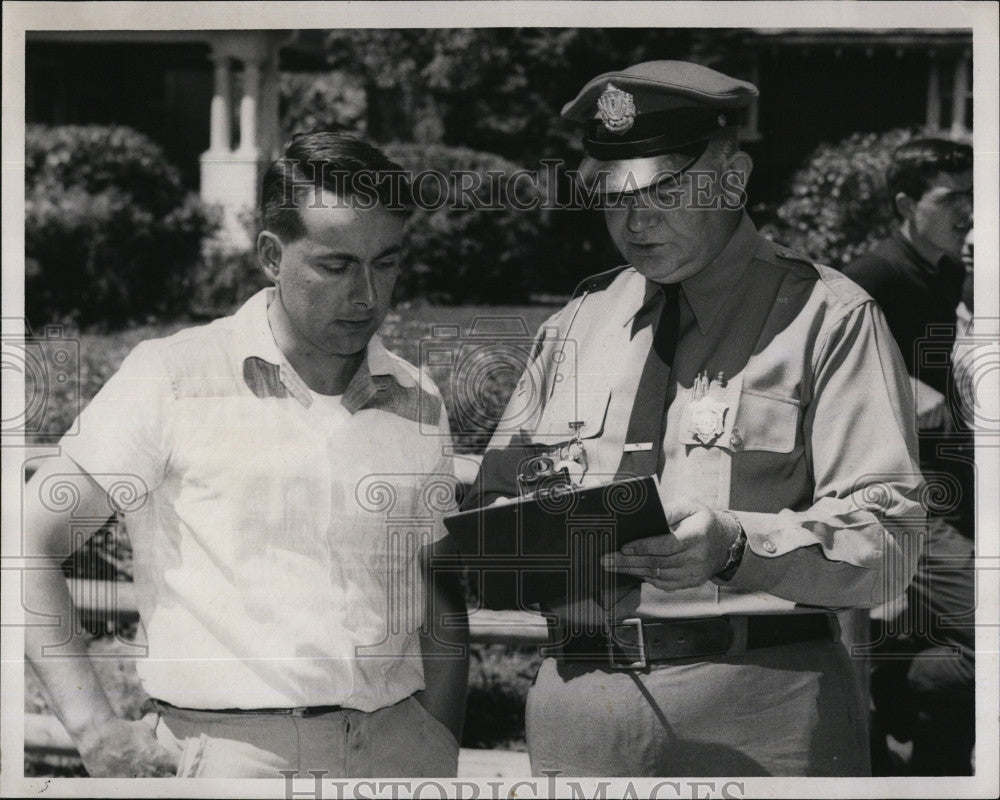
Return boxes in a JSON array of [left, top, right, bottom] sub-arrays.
[[891, 229, 964, 277], [231, 288, 415, 410], [623, 213, 758, 336]]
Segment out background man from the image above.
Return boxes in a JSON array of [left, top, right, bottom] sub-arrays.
[[844, 139, 976, 775], [24, 132, 468, 778], [464, 61, 925, 776]]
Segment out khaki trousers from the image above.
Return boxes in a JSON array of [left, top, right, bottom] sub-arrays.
[[149, 694, 459, 778], [526, 638, 869, 777]]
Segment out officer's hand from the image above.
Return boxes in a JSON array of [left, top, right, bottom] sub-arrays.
[[910, 376, 951, 431], [600, 496, 741, 591], [77, 717, 178, 778]]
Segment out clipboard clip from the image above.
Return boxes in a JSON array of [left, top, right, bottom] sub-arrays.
[[517, 422, 590, 497]]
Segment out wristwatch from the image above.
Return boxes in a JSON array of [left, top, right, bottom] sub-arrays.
[[715, 512, 747, 581]]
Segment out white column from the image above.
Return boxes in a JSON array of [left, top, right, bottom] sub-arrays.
[[950, 54, 970, 137], [209, 55, 232, 153], [238, 59, 261, 154], [926, 57, 941, 131]]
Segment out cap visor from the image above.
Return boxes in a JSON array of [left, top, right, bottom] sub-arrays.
[[576, 152, 700, 196]]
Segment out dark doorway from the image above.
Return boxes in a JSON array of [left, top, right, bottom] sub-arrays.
[[26, 41, 213, 188], [751, 47, 929, 203]]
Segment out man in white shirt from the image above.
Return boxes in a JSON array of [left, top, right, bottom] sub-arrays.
[[24, 132, 468, 778]]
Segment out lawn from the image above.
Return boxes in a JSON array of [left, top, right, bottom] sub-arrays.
[[23, 302, 559, 773]]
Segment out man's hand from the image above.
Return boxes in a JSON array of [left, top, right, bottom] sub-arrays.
[[600, 496, 741, 591], [77, 718, 178, 778], [910, 375, 951, 431]]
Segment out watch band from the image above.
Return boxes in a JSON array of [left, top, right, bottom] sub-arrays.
[[715, 511, 747, 581]]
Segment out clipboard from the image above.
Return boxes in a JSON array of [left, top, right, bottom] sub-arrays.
[[443, 475, 665, 610]]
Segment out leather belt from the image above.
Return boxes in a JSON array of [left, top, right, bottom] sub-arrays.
[[153, 698, 345, 717], [550, 613, 838, 669]]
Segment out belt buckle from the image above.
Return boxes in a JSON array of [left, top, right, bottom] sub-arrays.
[[608, 617, 647, 670]]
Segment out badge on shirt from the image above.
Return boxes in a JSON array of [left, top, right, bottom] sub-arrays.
[[688, 370, 729, 445], [689, 395, 729, 445]]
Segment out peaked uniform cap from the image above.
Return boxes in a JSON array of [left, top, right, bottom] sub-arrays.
[[561, 60, 758, 121], [562, 61, 759, 195]]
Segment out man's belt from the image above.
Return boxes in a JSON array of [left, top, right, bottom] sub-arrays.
[[550, 613, 838, 669], [153, 698, 345, 717]]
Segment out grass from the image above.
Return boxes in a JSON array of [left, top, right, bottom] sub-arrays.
[[23, 301, 557, 770]]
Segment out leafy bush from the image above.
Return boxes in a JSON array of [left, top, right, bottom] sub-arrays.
[[184, 209, 270, 317], [385, 143, 547, 305], [760, 126, 970, 268], [25, 125, 218, 328], [463, 644, 540, 750], [280, 71, 367, 141]]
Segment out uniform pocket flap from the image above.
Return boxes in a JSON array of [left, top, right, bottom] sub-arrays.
[[732, 389, 800, 454], [534, 389, 612, 442]]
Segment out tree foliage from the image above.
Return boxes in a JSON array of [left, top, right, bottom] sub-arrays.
[[759, 127, 969, 269], [320, 29, 745, 164]]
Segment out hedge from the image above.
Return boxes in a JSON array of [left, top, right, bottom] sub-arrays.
[[760, 126, 970, 269], [25, 125, 217, 328]]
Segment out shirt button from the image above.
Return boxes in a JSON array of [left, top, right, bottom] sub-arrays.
[[762, 538, 778, 554], [729, 429, 743, 450]]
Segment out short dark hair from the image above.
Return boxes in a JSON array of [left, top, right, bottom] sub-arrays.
[[260, 132, 411, 241], [888, 138, 972, 218]]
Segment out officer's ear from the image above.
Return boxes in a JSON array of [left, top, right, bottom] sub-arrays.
[[725, 150, 754, 191], [717, 150, 753, 211], [257, 230, 283, 283], [894, 191, 916, 221]]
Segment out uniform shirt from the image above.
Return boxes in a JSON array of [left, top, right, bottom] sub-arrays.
[[476, 215, 924, 618], [843, 231, 966, 396], [60, 288, 455, 710]]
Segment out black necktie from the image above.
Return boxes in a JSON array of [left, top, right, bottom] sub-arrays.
[[615, 282, 681, 480]]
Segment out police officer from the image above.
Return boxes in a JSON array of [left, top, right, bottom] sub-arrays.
[[464, 61, 925, 777]]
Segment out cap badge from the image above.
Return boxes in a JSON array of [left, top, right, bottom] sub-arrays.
[[596, 83, 636, 134]]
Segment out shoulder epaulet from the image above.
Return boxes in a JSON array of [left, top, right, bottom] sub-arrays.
[[571, 264, 631, 299], [772, 245, 816, 268]]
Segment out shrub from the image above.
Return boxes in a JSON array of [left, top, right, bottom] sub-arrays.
[[384, 143, 547, 305], [184, 210, 270, 317], [25, 125, 217, 328], [280, 71, 367, 142], [463, 644, 540, 750], [760, 127, 970, 269]]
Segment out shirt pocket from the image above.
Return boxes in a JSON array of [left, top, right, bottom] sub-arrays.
[[730, 388, 801, 454], [533, 388, 612, 445], [677, 384, 800, 454]]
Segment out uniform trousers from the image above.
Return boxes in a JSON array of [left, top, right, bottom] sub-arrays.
[[525, 638, 869, 777], [147, 694, 459, 778]]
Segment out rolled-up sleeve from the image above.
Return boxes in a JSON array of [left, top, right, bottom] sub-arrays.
[[725, 300, 926, 607]]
